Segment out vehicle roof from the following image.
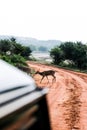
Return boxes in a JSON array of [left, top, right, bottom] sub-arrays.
[[0, 60, 36, 92]]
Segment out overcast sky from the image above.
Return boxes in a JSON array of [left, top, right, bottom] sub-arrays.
[[0, 0, 87, 43]]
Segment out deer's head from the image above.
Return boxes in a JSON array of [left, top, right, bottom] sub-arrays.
[[35, 71, 40, 74]]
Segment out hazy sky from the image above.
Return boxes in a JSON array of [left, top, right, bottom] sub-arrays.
[[0, 0, 87, 43]]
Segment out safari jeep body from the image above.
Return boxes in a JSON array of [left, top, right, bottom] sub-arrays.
[[0, 60, 51, 130]]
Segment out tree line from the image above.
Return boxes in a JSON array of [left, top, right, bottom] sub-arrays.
[[0, 38, 87, 71], [50, 42, 87, 70]]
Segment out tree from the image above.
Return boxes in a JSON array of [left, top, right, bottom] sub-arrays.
[[60, 42, 87, 69], [50, 42, 87, 70], [0, 38, 32, 58], [50, 46, 64, 64], [60, 42, 75, 60], [10, 37, 16, 42], [73, 42, 87, 69], [10, 38, 32, 58], [21, 46, 32, 58], [0, 39, 14, 54], [0, 38, 32, 66]]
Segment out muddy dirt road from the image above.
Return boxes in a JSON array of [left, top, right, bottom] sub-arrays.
[[27, 61, 87, 130]]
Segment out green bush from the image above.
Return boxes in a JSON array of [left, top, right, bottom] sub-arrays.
[[0, 54, 27, 67], [0, 38, 32, 67]]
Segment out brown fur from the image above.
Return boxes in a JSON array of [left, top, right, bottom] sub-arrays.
[[35, 70, 56, 83]]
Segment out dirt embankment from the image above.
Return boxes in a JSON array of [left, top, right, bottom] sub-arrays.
[[27, 61, 87, 130]]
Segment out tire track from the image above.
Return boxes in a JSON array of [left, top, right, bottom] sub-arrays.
[[62, 78, 82, 130]]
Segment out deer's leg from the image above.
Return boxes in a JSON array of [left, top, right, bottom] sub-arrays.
[[52, 75, 56, 82], [46, 76, 49, 83], [40, 76, 45, 83]]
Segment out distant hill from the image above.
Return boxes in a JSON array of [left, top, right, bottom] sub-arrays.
[[0, 35, 61, 51]]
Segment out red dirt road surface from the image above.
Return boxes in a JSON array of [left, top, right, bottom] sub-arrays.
[[27, 61, 87, 130]]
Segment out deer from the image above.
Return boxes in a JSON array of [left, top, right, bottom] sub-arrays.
[[34, 70, 56, 83]]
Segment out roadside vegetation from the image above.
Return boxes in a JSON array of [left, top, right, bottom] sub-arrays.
[[50, 42, 87, 72], [0, 38, 87, 73], [0, 37, 32, 68]]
